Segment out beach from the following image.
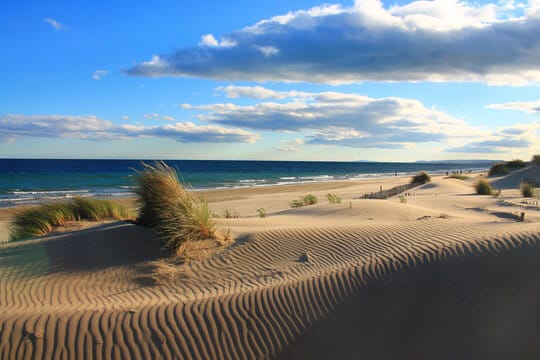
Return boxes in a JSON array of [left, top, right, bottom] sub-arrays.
[[1, 171, 540, 359]]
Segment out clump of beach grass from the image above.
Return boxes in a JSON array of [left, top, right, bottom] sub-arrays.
[[411, 172, 431, 185], [256, 208, 267, 218], [290, 194, 318, 208], [475, 179, 493, 195], [521, 182, 536, 198], [135, 161, 223, 255], [326, 193, 342, 204], [446, 173, 469, 180], [9, 198, 131, 241], [222, 208, 239, 219]]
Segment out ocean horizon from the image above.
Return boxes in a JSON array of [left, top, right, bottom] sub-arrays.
[[0, 158, 495, 207]]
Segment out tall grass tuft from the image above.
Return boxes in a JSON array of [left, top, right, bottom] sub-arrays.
[[290, 194, 318, 208], [326, 193, 342, 204], [521, 182, 536, 198], [9, 198, 131, 241], [302, 194, 318, 205], [411, 172, 431, 185], [135, 161, 218, 255], [475, 179, 493, 195]]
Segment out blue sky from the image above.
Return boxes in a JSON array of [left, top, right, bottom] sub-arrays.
[[1, 0, 539, 161]]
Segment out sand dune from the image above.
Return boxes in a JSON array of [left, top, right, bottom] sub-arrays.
[[491, 165, 540, 189], [1, 176, 540, 359]]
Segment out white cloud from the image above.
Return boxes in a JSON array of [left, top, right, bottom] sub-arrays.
[[144, 113, 175, 121], [43, 17, 66, 31], [487, 99, 540, 113], [199, 34, 236, 47], [127, 0, 540, 85], [277, 138, 304, 152], [92, 70, 110, 80], [0, 114, 258, 144], [446, 121, 540, 153], [183, 87, 471, 149], [217, 85, 311, 99]]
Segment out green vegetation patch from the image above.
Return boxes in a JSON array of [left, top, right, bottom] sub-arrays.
[[9, 198, 131, 241]]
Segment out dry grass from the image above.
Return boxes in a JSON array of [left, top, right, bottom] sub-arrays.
[[9, 198, 132, 241], [135, 161, 226, 256], [475, 179, 493, 195]]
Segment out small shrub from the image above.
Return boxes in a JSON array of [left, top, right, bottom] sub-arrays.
[[256, 208, 267, 218], [533, 155, 540, 165], [290, 199, 305, 208], [492, 189, 502, 198], [399, 196, 407, 204], [222, 208, 239, 219], [411, 172, 431, 185], [488, 163, 508, 176], [521, 182, 536, 198], [475, 179, 493, 195], [326, 193, 342, 204], [302, 194, 318, 205]]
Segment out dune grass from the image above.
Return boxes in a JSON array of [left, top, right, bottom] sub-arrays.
[[521, 182, 536, 198], [222, 208, 239, 219], [9, 198, 132, 241], [446, 173, 469, 180], [411, 172, 431, 185], [326, 193, 342, 204], [135, 161, 221, 255], [475, 179, 493, 195], [290, 194, 318, 208], [256, 208, 267, 218]]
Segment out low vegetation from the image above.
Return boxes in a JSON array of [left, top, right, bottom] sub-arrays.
[[533, 155, 540, 165], [488, 163, 508, 176], [222, 208, 239, 219], [135, 161, 222, 256], [256, 208, 267, 218], [475, 179, 493, 195], [411, 172, 431, 185], [325, 193, 342, 204], [446, 173, 469, 180], [506, 159, 526, 169], [9, 198, 132, 241], [290, 194, 318, 208], [521, 182, 536, 198]]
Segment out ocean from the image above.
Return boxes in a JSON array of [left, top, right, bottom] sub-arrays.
[[0, 159, 494, 207]]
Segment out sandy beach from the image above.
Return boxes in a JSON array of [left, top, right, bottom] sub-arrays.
[[1, 170, 540, 359]]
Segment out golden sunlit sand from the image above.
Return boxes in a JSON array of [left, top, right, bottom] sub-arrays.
[[1, 169, 540, 359]]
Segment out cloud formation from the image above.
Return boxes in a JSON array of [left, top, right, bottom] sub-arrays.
[[487, 99, 540, 113], [127, 0, 540, 85], [144, 113, 174, 121], [92, 70, 110, 80], [185, 86, 467, 149], [447, 121, 539, 153], [0, 114, 258, 144], [43, 17, 66, 31]]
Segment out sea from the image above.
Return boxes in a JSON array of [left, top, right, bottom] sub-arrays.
[[0, 159, 495, 207]]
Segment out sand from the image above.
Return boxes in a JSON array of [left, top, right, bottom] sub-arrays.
[[1, 173, 540, 359]]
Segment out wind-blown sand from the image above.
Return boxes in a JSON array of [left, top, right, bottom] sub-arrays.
[[1, 173, 540, 359]]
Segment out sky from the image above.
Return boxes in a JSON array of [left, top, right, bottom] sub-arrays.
[[1, 0, 539, 161]]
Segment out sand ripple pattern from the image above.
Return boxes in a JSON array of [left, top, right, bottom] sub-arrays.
[[1, 219, 539, 359]]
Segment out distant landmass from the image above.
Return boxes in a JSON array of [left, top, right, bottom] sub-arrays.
[[415, 160, 500, 164]]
